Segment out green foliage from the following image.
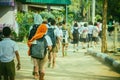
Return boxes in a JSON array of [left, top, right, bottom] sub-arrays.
[[16, 11, 33, 42], [40, 11, 55, 20], [95, 14, 102, 22]]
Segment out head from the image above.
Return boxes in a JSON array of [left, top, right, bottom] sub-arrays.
[[94, 22, 98, 26], [74, 22, 78, 27], [62, 20, 66, 25], [88, 21, 93, 25], [51, 19, 56, 25], [47, 18, 53, 23], [3, 27, 11, 37], [84, 23, 88, 27]]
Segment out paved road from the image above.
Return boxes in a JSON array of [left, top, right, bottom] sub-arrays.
[[15, 42, 120, 80]]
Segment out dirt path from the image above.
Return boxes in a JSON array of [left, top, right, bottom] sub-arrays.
[[15, 42, 120, 80]]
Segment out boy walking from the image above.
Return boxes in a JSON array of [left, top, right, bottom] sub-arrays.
[[0, 27, 21, 80]]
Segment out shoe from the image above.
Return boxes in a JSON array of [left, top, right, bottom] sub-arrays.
[[34, 72, 39, 79]]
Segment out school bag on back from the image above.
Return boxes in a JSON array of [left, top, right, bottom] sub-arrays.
[[92, 28, 98, 37], [73, 28, 79, 40], [28, 24, 39, 40], [47, 27, 56, 46], [62, 29, 69, 43], [30, 36, 47, 59], [82, 29, 87, 38]]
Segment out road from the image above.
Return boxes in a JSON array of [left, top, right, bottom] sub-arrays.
[[15, 42, 120, 80]]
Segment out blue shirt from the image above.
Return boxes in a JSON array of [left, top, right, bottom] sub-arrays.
[[0, 38, 18, 62]]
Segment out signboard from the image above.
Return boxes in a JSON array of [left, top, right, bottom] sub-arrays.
[[0, 0, 14, 6]]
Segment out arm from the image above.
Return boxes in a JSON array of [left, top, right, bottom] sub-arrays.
[[15, 51, 21, 70]]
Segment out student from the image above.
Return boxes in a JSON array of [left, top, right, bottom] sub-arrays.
[[87, 21, 94, 47], [81, 23, 88, 49], [0, 27, 21, 80], [27, 23, 52, 80], [56, 22, 63, 51], [92, 22, 99, 48], [61, 21, 73, 56], [29, 11, 43, 79], [71, 22, 80, 51], [47, 18, 60, 68]]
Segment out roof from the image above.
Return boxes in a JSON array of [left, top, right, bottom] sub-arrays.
[[16, 0, 71, 5]]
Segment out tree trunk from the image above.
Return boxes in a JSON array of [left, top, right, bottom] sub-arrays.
[[101, 0, 107, 52]]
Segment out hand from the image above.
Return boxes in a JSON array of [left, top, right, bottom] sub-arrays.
[[16, 63, 21, 70]]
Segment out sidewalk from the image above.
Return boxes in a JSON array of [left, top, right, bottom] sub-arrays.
[[15, 42, 120, 80]]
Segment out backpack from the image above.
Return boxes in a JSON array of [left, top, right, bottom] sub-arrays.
[[30, 36, 47, 59], [62, 30, 68, 43], [47, 27, 56, 46], [92, 27, 98, 37], [81, 30, 87, 38], [28, 24, 39, 40], [72, 28, 79, 40]]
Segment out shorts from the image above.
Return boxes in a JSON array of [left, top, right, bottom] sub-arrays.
[[81, 38, 88, 42], [0, 60, 15, 77], [88, 34, 93, 42], [51, 45, 58, 53], [92, 37, 99, 42], [72, 39, 79, 44], [36, 54, 48, 72]]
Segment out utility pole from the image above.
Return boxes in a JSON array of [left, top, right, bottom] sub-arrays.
[[92, 0, 95, 23]]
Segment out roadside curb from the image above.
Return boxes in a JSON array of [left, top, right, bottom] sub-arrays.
[[86, 48, 120, 72]]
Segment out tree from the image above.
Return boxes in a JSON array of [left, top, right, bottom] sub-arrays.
[[101, 0, 107, 52]]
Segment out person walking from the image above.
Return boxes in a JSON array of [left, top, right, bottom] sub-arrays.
[[29, 10, 43, 79], [0, 26, 21, 80], [47, 18, 60, 68], [61, 21, 73, 56], [87, 21, 94, 47], [71, 22, 80, 52], [92, 22, 99, 48], [81, 23, 88, 49], [27, 23, 52, 80]]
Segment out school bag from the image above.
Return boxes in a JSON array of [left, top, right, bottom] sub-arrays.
[[47, 27, 56, 46], [62, 29, 69, 43], [72, 28, 79, 40], [30, 35, 47, 59], [82, 29, 87, 38], [92, 27, 99, 37], [28, 24, 39, 40]]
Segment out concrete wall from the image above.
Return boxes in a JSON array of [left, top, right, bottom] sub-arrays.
[[0, 6, 15, 30]]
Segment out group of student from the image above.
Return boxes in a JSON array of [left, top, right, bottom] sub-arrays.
[[71, 21, 102, 51], [0, 10, 102, 80], [27, 17, 74, 80], [27, 17, 102, 80]]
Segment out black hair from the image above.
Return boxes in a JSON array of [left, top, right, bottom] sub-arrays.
[[3, 27, 11, 37], [88, 21, 93, 25], [58, 22, 62, 26], [74, 22, 78, 27], [62, 20, 66, 25], [51, 19, 56, 25], [47, 18, 53, 23], [84, 23, 88, 27], [94, 22, 98, 26]]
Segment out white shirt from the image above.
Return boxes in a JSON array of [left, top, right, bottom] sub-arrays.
[[44, 35, 53, 46], [88, 25, 94, 34], [0, 38, 18, 62]]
